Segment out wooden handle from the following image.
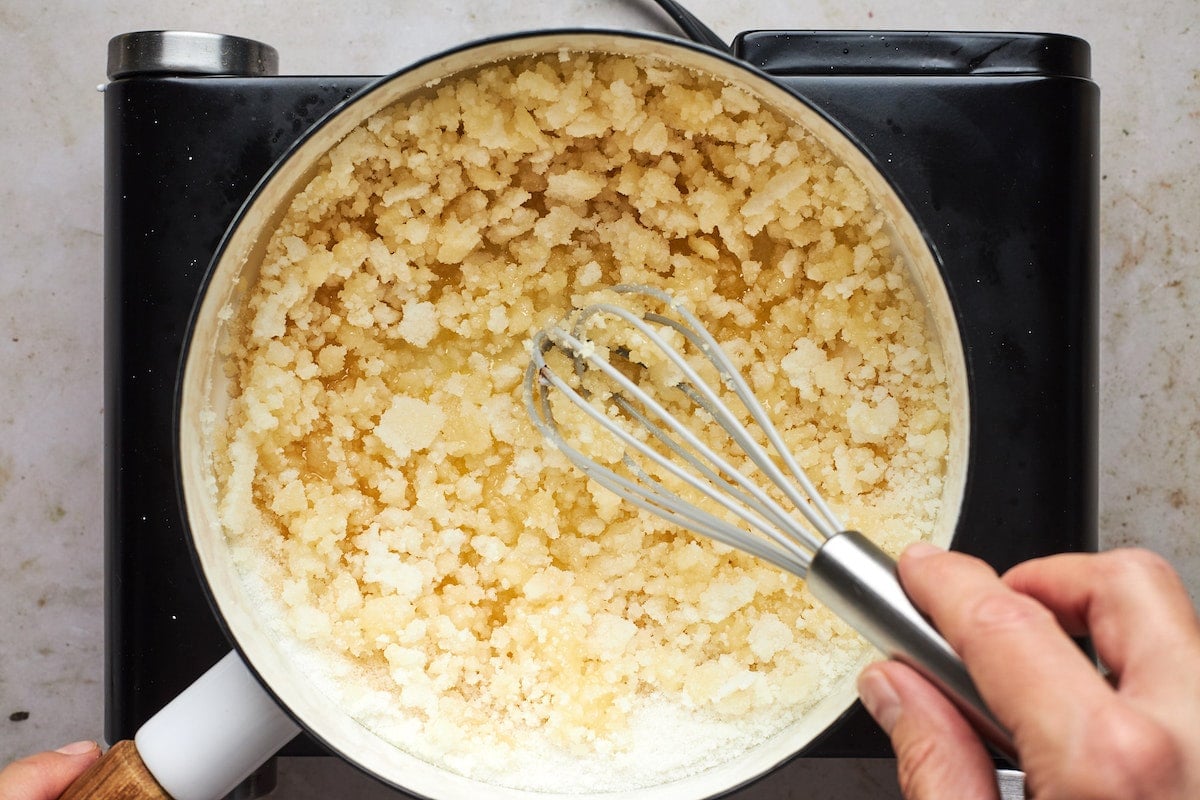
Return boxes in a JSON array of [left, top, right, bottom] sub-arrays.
[[59, 740, 173, 800]]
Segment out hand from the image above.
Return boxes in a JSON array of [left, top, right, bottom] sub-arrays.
[[856, 544, 1200, 800], [0, 742, 100, 800]]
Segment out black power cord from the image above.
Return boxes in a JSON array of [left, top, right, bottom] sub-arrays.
[[647, 0, 728, 51]]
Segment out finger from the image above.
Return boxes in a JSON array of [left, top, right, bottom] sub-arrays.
[[1002, 549, 1200, 689], [0, 742, 100, 800], [896, 543, 1114, 756], [858, 661, 999, 800]]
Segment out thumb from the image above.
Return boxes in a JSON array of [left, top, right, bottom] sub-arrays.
[[0, 741, 101, 800], [858, 662, 1000, 800]]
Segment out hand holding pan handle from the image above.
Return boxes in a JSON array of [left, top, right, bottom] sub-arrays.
[[60, 652, 299, 800]]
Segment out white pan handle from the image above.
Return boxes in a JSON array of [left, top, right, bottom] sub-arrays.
[[135, 650, 301, 800]]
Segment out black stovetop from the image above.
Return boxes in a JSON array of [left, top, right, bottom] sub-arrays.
[[103, 25, 1098, 777]]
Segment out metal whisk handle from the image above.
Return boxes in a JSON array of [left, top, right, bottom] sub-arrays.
[[808, 531, 1017, 763]]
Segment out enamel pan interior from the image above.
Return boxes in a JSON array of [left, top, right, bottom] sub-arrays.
[[177, 29, 970, 800]]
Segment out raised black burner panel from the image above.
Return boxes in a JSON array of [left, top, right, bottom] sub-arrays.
[[103, 27, 1097, 769]]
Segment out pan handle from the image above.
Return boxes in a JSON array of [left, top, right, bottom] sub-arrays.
[[59, 740, 170, 800], [61, 651, 300, 800]]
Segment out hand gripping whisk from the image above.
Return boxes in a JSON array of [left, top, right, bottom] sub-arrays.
[[524, 284, 1014, 759]]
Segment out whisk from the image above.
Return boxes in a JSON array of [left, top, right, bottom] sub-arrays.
[[524, 284, 1014, 758]]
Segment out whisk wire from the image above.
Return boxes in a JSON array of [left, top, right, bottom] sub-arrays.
[[640, 297, 844, 540], [612, 394, 777, 526], [595, 294, 842, 542], [596, 290, 840, 541], [526, 285, 848, 569], [610, 395, 817, 572], [566, 303, 818, 545], [527, 356, 809, 574], [532, 324, 815, 570]]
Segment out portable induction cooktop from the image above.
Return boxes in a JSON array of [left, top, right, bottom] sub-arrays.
[[103, 13, 1098, 799]]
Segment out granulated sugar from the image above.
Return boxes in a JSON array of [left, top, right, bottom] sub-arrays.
[[212, 50, 951, 792]]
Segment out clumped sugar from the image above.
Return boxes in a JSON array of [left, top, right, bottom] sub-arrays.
[[213, 51, 951, 791]]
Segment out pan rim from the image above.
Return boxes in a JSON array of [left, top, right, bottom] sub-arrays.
[[174, 26, 970, 799]]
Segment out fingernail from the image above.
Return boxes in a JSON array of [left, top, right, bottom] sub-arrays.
[[55, 740, 98, 756], [858, 668, 902, 734], [905, 541, 940, 560]]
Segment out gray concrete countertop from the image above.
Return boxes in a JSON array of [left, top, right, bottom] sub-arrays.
[[2, 1, 1197, 797]]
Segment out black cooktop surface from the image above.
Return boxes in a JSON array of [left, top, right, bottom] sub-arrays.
[[103, 26, 1097, 773]]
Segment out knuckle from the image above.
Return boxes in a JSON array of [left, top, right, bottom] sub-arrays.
[[895, 734, 943, 799], [1099, 713, 1184, 796], [1053, 706, 1185, 799], [892, 729, 995, 800], [961, 589, 1054, 637], [1099, 548, 1176, 584]]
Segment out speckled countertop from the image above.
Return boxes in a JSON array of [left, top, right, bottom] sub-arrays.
[[2, 1, 1197, 798]]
